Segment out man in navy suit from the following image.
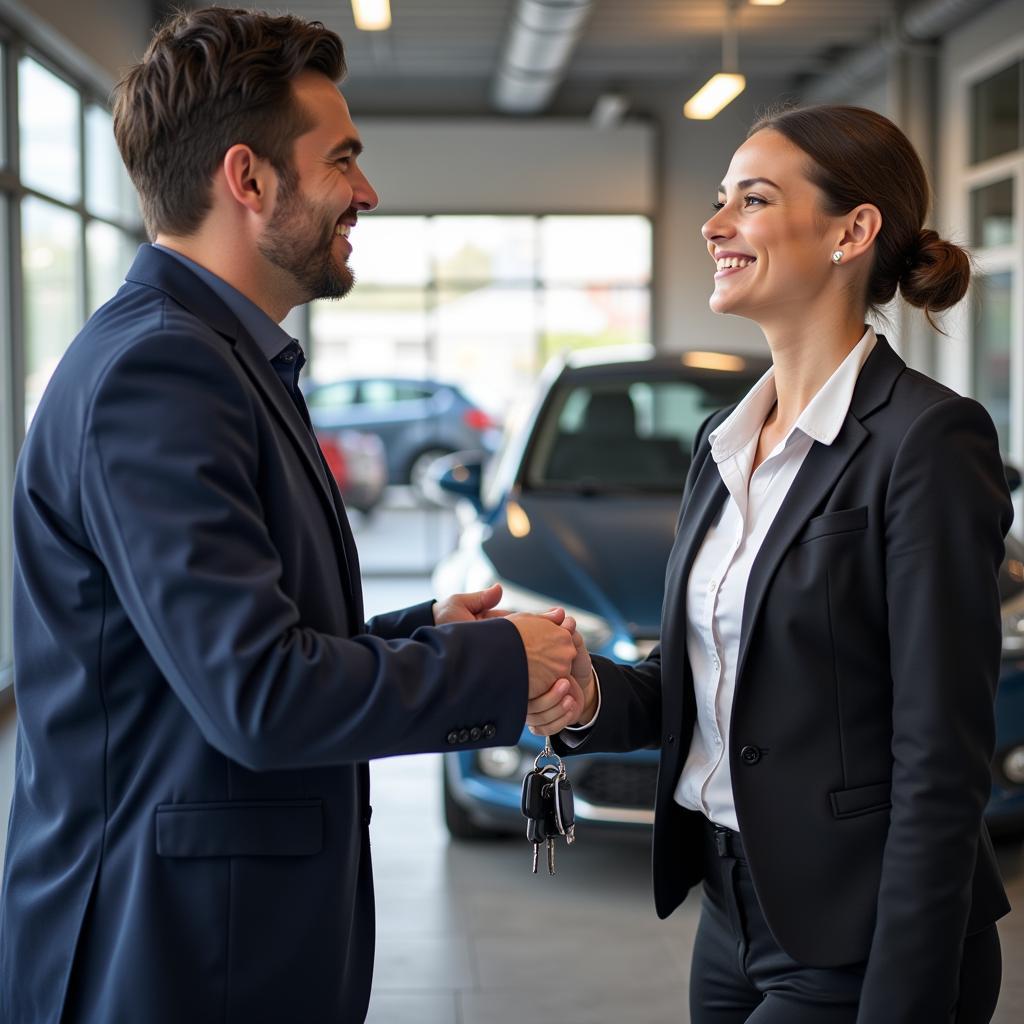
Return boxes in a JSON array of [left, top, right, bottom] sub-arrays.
[[0, 8, 586, 1022]]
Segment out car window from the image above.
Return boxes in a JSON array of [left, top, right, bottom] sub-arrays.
[[307, 381, 357, 409], [359, 381, 433, 406], [524, 376, 751, 492]]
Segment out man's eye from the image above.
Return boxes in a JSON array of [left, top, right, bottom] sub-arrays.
[[336, 156, 352, 168]]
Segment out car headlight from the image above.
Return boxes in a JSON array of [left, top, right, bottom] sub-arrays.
[[476, 747, 524, 780], [1001, 589, 1024, 656]]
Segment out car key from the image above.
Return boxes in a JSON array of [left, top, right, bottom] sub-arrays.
[[521, 739, 577, 875], [521, 768, 550, 873], [554, 773, 575, 845]]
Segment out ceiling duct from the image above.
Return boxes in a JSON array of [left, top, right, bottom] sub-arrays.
[[804, 0, 997, 103], [492, 0, 594, 114]]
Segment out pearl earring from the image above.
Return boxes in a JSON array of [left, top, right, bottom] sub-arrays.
[[831, 250, 843, 264]]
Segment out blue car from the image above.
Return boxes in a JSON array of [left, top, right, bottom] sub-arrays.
[[305, 376, 501, 492], [432, 348, 1024, 840]]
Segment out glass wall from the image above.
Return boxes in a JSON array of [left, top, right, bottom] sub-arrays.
[[0, 31, 144, 688], [309, 215, 652, 420]]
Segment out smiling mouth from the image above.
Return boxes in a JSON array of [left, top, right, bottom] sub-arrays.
[[715, 256, 755, 272], [335, 223, 351, 238]]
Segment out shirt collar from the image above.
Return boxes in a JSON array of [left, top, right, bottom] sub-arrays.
[[709, 325, 878, 462], [151, 243, 295, 363]]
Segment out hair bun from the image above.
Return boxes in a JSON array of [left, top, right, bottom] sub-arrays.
[[899, 229, 971, 314]]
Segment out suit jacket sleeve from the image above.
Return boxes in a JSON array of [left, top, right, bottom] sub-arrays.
[[79, 332, 528, 772], [553, 407, 724, 758], [366, 601, 437, 640], [857, 396, 1012, 1023]]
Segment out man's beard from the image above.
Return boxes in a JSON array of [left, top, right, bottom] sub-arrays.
[[258, 172, 354, 302]]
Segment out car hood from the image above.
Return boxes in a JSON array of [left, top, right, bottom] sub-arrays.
[[482, 491, 678, 636]]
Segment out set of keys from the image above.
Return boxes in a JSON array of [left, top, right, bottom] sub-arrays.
[[520, 738, 575, 874]]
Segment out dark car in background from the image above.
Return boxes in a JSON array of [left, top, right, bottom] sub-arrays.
[[305, 376, 501, 494], [432, 347, 1024, 841]]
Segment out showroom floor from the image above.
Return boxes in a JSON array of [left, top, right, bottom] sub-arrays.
[[0, 498, 1021, 1023]]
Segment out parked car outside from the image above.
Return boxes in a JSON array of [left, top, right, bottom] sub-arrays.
[[432, 347, 1024, 841], [305, 376, 501, 494], [315, 428, 388, 515]]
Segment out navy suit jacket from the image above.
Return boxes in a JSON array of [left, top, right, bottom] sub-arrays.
[[556, 337, 1013, 1023], [0, 245, 528, 1023]]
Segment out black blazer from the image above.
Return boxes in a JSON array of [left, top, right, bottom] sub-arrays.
[[0, 245, 529, 1024], [556, 337, 1013, 1022]]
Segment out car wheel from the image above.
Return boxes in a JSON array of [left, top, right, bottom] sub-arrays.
[[409, 447, 453, 500], [442, 763, 507, 840]]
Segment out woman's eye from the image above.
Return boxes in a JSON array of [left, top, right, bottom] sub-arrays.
[[711, 200, 725, 211], [744, 195, 765, 207]]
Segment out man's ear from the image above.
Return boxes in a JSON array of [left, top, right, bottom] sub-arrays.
[[220, 144, 271, 215]]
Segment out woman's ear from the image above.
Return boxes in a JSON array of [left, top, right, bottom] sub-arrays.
[[836, 203, 883, 263]]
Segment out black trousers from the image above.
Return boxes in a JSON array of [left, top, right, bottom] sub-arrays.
[[690, 821, 1002, 1023]]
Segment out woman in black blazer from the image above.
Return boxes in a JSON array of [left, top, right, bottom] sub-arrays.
[[530, 105, 1013, 1023]]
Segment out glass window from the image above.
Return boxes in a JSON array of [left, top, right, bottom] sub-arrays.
[[310, 288, 430, 382], [86, 221, 137, 316], [85, 105, 138, 224], [971, 179, 1015, 248], [540, 216, 652, 285], [347, 216, 430, 286], [434, 217, 535, 284], [22, 196, 83, 425], [973, 271, 1013, 453], [541, 287, 649, 363], [971, 60, 1022, 165], [0, 45, 7, 169], [19, 57, 82, 204], [0, 194, 12, 680]]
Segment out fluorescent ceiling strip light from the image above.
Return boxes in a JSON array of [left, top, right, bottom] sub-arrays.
[[352, 0, 392, 31], [684, 73, 746, 119]]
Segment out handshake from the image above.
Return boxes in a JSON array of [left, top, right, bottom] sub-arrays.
[[433, 582, 598, 735]]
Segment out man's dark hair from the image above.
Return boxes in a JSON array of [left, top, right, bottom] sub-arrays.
[[113, 6, 345, 238]]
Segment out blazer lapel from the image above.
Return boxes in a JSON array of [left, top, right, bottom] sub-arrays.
[[733, 336, 905, 689], [125, 246, 363, 628]]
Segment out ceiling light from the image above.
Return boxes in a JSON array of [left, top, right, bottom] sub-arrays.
[[352, 0, 391, 31], [749, 1, 786, 6], [684, 0, 746, 120]]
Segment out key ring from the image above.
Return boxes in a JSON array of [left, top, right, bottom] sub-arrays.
[[533, 738, 565, 775]]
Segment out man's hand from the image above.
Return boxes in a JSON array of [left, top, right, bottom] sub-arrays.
[[433, 583, 508, 625], [507, 611, 577, 701], [526, 623, 596, 735]]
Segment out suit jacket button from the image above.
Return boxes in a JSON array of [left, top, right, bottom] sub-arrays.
[[470, 726, 482, 741], [446, 730, 459, 745], [458, 728, 470, 744], [483, 723, 497, 739], [666, 734, 675, 744], [740, 745, 761, 765]]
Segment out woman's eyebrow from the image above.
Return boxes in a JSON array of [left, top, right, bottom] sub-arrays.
[[717, 177, 782, 192]]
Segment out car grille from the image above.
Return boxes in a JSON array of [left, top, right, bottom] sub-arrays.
[[576, 760, 657, 809]]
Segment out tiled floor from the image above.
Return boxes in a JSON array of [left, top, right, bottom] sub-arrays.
[[1, 555, 1021, 1022]]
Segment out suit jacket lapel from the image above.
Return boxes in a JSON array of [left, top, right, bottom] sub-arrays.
[[125, 246, 363, 628], [733, 336, 905, 690]]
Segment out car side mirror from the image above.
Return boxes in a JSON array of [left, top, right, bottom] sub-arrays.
[[425, 451, 486, 511], [1006, 463, 1022, 494]]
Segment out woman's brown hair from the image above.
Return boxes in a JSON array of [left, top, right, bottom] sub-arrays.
[[748, 105, 970, 326], [113, 7, 345, 239]]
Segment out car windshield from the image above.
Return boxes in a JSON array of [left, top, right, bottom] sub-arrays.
[[523, 373, 757, 494]]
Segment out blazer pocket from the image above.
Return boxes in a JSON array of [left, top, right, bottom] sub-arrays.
[[829, 781, 891, 819], [155, 799, 323, 858], [798, 505, 869, 544]]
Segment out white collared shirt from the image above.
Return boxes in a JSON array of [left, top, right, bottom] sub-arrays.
[[673, 326, 878, 831]]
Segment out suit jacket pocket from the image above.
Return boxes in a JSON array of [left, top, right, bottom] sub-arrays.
[[155, 799, 323, 857], [799, 505, 869, 544], [829, 781, 891, 819]]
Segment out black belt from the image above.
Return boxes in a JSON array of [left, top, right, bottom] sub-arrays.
[[706, 820, 746, 860]]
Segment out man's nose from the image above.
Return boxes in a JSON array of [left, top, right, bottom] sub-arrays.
[[352, 166, 378, 212]]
